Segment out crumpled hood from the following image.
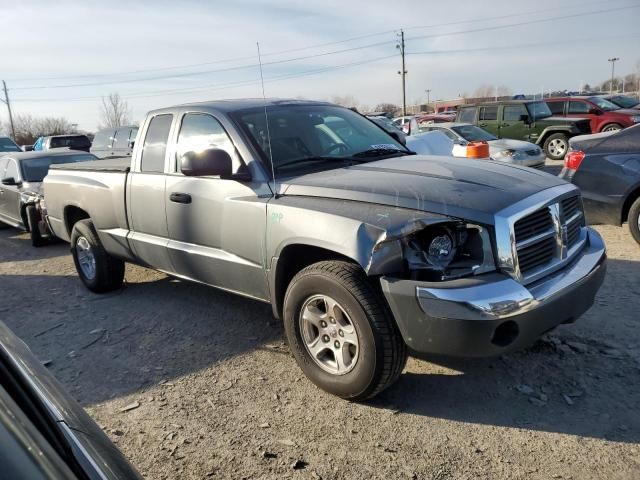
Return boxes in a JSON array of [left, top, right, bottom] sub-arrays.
[[279, 155, 567, 225]]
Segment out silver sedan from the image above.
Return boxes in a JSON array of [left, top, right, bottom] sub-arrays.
[[419, 122, 546, 168]]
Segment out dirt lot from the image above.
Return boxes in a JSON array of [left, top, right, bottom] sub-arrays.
[[1, 219, 639, 479]]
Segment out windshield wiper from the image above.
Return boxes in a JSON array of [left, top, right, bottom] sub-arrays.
[[274, 156, 357, 171], [350, 148, 413, 159]]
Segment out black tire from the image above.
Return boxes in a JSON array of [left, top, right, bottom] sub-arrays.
[[70, 219, 124, 293], [601, 123, 623, 133], [283, 261, 407, 401], [543, 133, 569, 160], [26, 205, 46, 247], [0, 222, 9, 229], [628, 196, 640, 246]]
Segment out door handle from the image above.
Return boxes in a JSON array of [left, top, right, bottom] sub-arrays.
[[169, 192, 192, 204]]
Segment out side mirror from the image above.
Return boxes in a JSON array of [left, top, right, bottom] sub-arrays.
[[1, 177, 19, 186], [180, 148, 233, 177], [519, 114, 530, 123]]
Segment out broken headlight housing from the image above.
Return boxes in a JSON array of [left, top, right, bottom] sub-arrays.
[[403, 222, 495, 281]]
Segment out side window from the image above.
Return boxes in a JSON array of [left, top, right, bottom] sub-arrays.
[[479, 106, 498, 121], [547, 101, 565, 115], [4, 159, 19, 180], [503, 105, 526, 122], [176, 113, 242, 174], [140, 114, 173, 173], [129, 127, 139, 144], [458, 108, 476, 123], [432, 128, 457, 140], [568, 101, 590, 114], [91, 131, 109, 149]]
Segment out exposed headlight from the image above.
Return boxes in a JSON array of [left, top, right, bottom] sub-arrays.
[[404, 222, 496, 281], [632, 116, 640, 123]]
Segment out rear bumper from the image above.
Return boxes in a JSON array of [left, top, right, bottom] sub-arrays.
[[380, 227, 606, 357]]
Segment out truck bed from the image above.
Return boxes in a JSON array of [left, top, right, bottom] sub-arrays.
[[49, 156, 130, 172]]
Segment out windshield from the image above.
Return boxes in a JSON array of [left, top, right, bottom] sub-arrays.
[[0, 137, 21, 152], [232, 105, 407, 176], [607, 95, 639, 109], [526, 102, 552, 119], [587, 97, 620, 111], [20, 154, 96, 182], [451, 125, 497, 142]]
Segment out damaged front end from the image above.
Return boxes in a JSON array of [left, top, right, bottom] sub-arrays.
[[363, 216, 496, 281]]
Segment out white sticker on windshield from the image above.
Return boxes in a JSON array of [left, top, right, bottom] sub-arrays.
[[370, 144, 398, 150]]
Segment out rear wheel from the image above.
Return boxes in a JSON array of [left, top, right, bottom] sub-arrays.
[[26, 205, 46, 247], [70, 219, 124, 292], [628, 196, 640, 246], [283, 261, 407, 401], [543, 133, 569, 160], [601, 123, 622, 133]]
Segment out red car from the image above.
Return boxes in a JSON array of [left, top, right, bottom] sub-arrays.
[[545, 96, 640, 133]]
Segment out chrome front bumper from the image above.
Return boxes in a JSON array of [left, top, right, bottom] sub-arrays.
[[380, 227, 606, 357]]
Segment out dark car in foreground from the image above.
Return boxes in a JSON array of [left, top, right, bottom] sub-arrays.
[[0, 151, 97, 246], [42, 99, 606, 400], [0, 320, 141, 479], [560, 124, 640, 245], [457, 100, 591, 160]]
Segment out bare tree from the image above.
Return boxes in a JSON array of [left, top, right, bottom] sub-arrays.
[[374, 103, 399, 114], [99, 93, 131, 129], [473, 84, 495, 98], [330, 95, 360, 109], [4, 113, 75, 145]]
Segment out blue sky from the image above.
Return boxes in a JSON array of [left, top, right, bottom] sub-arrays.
[[2, 0, 639, 130]]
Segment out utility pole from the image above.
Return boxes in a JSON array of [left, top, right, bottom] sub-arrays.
[[1, 80, 16, 141], [425, 89, 431, 105], [608, 57, 619, 93], [397, 30, 407, 116]]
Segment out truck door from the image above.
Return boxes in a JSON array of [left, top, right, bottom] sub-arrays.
[[499, 104, 529, 141], [164, 112, 270, 300], [477, 106, 500, 136], [0, 158, 22, 225], [127, 113, 175, 272]]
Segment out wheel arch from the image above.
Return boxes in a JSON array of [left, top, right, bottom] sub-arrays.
[[537, 127, 570, 145], [270, 243, 358, 320], [622, 183, 640, 224], [64, 205, 91, 236]]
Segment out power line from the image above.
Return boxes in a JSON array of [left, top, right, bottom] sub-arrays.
[[8, 2, 637, 91]]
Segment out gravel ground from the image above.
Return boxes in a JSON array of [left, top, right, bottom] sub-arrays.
[[1, 197, 639, 478]]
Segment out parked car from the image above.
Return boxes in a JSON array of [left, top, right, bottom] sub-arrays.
[[419, 122, 545, 168], [0, 136, 22, 153], [0, 151, 97, 246], [599, 94, 640, 110], [90, 125, 139, 159], [43, 99, 606, 400], [415, 111, 457, 126], [406, 130, 491, 160], [544, 96, 640, 133], [33, 134, 92, 152], [0, 319, 142, 479], [456, 100, 591, 160], [392, 115, 417, 133], [559, 124, 640, 245]]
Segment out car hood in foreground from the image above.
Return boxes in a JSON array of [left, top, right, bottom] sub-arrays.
[[279, 155, 566, 225]]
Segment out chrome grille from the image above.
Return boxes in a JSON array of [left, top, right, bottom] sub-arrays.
[[494, 185, 588, 285], [514, 207, 555, 276]]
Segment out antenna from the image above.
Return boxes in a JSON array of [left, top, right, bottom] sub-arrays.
[[257, 42, 277, 198]]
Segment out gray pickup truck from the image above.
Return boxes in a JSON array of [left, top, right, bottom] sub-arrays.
[[42, 99, 606, 400]]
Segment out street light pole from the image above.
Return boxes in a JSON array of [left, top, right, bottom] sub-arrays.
[[425, 89, 431, 105], [608, 57, 619, 93], [397, 30, 407, 116]]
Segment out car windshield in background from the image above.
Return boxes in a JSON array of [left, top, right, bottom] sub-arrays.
[[50, 136, 91, 149], [0, 137, 21, 152], [607, 95, 639, 109], [20, 154, 96, 182], [587, 97, 620, 111], [526, 101, 552, 119], [232, 105, 408, 175], [451, 125, 497, 142]]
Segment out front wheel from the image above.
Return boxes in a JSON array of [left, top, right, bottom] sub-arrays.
[[601, 123, 622, 133], [283, 261, 407, 400], [71, 219, 125, 293], [628, 196, 640, 246], [543, 133, 569, 160]]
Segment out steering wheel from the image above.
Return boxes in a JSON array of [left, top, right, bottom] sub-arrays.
[[322, 142, 351, 156]]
